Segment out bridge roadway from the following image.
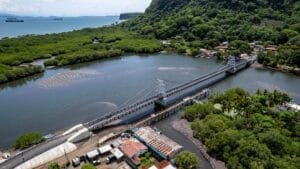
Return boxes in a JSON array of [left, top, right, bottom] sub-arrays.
[[0, 135, 70, 169], [87, 60, 251, 130]]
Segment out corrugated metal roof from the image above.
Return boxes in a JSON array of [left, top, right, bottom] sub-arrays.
[[134, 127, 182, 158], [15, 142, 77, 169], [98, 145, 112, 154]]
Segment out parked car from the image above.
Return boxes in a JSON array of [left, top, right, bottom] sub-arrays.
[[71, 157, 80, 167], [105, 154, 116, 164], [92, 159, 101, 165], [86, 149, 100, 161], [79, 155, 87, 162]]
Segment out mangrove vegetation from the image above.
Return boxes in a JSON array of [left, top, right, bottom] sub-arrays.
[[0, 27, 162, 84]]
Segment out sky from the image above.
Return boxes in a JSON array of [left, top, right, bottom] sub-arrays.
[[0, 0, 152, 16]]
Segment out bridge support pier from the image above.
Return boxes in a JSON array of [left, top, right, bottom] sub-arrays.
[[154, 98, 167, 110], [226, 68, 237, 75]]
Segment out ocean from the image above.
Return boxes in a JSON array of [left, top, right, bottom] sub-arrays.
[[0, 16, 119, 39]]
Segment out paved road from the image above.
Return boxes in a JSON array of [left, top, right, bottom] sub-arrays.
[[0, 135, 69, 169]]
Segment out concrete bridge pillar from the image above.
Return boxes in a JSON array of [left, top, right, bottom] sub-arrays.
[[155, 79, 167, 110]]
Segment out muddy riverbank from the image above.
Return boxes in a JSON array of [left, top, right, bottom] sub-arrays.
[[172, 118, 226, 169]]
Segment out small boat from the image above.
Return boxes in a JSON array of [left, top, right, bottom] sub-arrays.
[[5, 18, 24, 22]]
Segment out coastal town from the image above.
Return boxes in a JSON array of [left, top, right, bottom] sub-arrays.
[[0, 0, 299, 169]]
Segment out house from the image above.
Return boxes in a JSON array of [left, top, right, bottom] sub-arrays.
[[265, 45, 278, 52], [120, 138, 148, 158], [149, 160, 177, 169], [134, 127, 183, 159], [199, 49, 217, 58], [120, 137, 148, 167], [161, 40, 171, 45]]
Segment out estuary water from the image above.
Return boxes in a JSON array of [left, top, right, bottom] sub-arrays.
[[0, 53, 299, 149], [0, 16, 119, 39]]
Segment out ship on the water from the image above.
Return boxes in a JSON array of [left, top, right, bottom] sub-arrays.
[[5, 18, 24, 22], [53, 17, 63, 21]]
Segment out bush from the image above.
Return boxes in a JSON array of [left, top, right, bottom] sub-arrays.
[[81, 164, 96, 169], [13, 132, 44, 150], [175, 151, 199, 169], [48, 162, 61, 169]]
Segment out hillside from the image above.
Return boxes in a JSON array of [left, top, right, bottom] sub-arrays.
[[121, 0, 300, 68]]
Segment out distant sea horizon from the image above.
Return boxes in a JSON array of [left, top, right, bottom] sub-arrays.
[[0, 15, 120, 39]]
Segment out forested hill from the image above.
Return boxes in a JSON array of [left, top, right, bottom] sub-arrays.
[[147, 0, 190, 11], [121, 0, 300, 69], [123, 0, 299, 42]]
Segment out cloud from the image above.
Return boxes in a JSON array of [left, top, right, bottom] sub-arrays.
[[0, 0, 152, 16]]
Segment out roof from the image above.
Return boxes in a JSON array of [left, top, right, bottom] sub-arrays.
[[15, 142, 77, 169], [149, 166, 158, 169], [111, 140, 121, 148], [87, 149, 99, 159], [134, 127, 183, 158], [286, 103, 300, 111], [111, 148, 124, 159], [98, 145, 112, 154], [150, 161, 177, 169], [98, 133, 116, 145], [164, 164, 177, 169], [120, 138, 147, 158], [117, 162, 132, 169]]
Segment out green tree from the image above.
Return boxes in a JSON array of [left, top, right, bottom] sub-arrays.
[[229, 40, 251, 55], [175, 151, 199, 169], [48, 162, 61, 169], [282, 29, 299, 39], [258, 129, 292, 156], [192, 24, 214, 39], [231, 139, 272, 168], [14, 132, 44, 150], [184, 102, 219, 121]]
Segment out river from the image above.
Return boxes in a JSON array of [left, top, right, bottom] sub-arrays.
[[0, 53, 299, 150]]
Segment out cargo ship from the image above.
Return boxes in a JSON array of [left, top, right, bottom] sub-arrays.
[[53, 17, 63, 21], [5, 17, 24, 22]]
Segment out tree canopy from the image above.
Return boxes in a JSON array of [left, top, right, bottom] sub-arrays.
[[184, 88, 299, 169], [13, 132, 44, 150], [48, 162, 61, 169], [175, 151, 199, 169]]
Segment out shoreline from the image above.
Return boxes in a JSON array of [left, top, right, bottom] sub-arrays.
[[172, 118, 226, 169], [252, 62, 300, 76]]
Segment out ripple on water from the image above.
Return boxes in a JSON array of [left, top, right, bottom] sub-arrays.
[[36, 70, 102, 89], [157, 67, 200, 71], [76, 101, 118, 115]]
